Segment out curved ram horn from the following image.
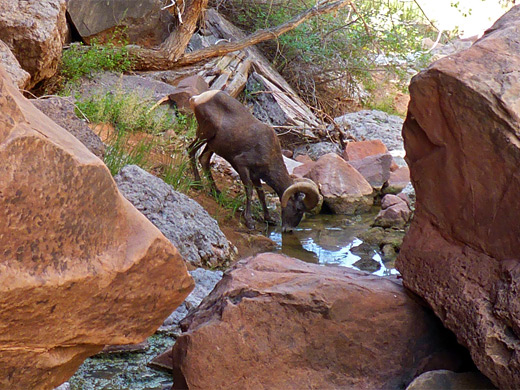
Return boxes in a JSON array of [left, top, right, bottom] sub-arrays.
[[281, 178, 320, 210]]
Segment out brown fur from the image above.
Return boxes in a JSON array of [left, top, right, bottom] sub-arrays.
[[188, 90, 318, 230]]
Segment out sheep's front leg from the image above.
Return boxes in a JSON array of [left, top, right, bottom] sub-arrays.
[[235, 166, 255, 229], [252, 178, 276, 225]]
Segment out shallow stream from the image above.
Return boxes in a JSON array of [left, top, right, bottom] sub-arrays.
[[268, 210, 399, 276]]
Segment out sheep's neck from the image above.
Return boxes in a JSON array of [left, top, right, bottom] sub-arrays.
[[265, 169, 293, 199]]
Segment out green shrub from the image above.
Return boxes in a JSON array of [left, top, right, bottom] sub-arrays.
[[60, 34, 132, 87]]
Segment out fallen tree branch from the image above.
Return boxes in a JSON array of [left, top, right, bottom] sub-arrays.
[[130, 0, 352, 70]]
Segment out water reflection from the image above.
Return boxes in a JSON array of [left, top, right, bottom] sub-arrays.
[[268, 212, 399, 277]]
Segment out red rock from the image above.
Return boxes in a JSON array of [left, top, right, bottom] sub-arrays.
[[0, 65, 194, 390], [291, 160, 316, 178], [294, 154, 313, 164], [342, 139, 388, 161], [348, 152, 393, 190], [375, 195, 412, 229], [397, 6, 520, 389], [384, 165, 411, 195], [168, 75, 210, 112], [169, 253, 471, 390], [306, 153, 373, 214]]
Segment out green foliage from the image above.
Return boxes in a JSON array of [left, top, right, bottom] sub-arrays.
[[75, 90, 178, 134], [60, 33, 132, 86], [219, 0, 442, 111], [102, 130, 156, 175]]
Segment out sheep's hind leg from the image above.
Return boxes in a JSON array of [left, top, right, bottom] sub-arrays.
[[236, 166, 255, 229], [188, 138, 204, 185], [199, 147, 220, 195]]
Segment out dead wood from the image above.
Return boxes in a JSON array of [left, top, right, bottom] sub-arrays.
[[129, 0, 352, 71]]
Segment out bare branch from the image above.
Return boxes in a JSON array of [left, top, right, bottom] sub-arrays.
[[129, 0, 352, 71]]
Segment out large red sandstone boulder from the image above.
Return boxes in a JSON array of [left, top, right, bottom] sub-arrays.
[[306, 153, 373, 214], [0, 65, 194, 390], [397, 6, 520, 389], [169, 253, 470, 390], [0, 0, 67, 88]]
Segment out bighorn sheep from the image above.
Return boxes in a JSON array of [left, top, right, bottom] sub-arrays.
[[188, 90, 320, 231]]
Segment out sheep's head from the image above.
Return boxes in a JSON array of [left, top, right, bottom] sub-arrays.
[[280, 178, 320, 232]]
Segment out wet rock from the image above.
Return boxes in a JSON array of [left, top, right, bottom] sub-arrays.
[[0, 65, 194, 390], [359, 227, 406, 251], [0, 39, 30, 89], [305, 153, 373, 214], [382, 243, 398, 263], [31, 97, 105, 159], [343, 139, 388, 161], [171, 253, 471, 390], [0, 0, 67, 88], [101, 341, 150, 354], [383, 165, 411, 195], [67, 0, 174, 47], [160, 268, 223, 331], [335, 109, 404, 153], [352, 256, 381, 273], [397, 7, 520, 389], [293, 141, 341, 161], [374, 194, 412, 229], [114, 165, 237, 268], [348, 152, 393, 190], [406, 370, 496, 390]]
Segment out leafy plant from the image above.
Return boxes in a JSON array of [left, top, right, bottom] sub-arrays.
[[216, 0, 443, 115], [60, 31, 132, 88]]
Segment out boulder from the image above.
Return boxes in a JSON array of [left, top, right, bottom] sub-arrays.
[[348, 152, 393, 190], [374, 194, 412, 229], [0, 39, 30, 89], [397, 6, 520, 389], [67, 0, 174, 47], [383, 165, 411, 195], [335, 109, 404, 152], [306, 153, 373, 214], [406, 370, 496, 390], [160, 268, 223, 332], [73, 71, 179, 103], [114, 165, 237, 268], [343, 139, 388, 161], [0, 0, 67, 88], [293, 141, 341, 161], [0, 65, 194, 390], [31, 97, 105, 159], [170, 253, 471, 390]]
